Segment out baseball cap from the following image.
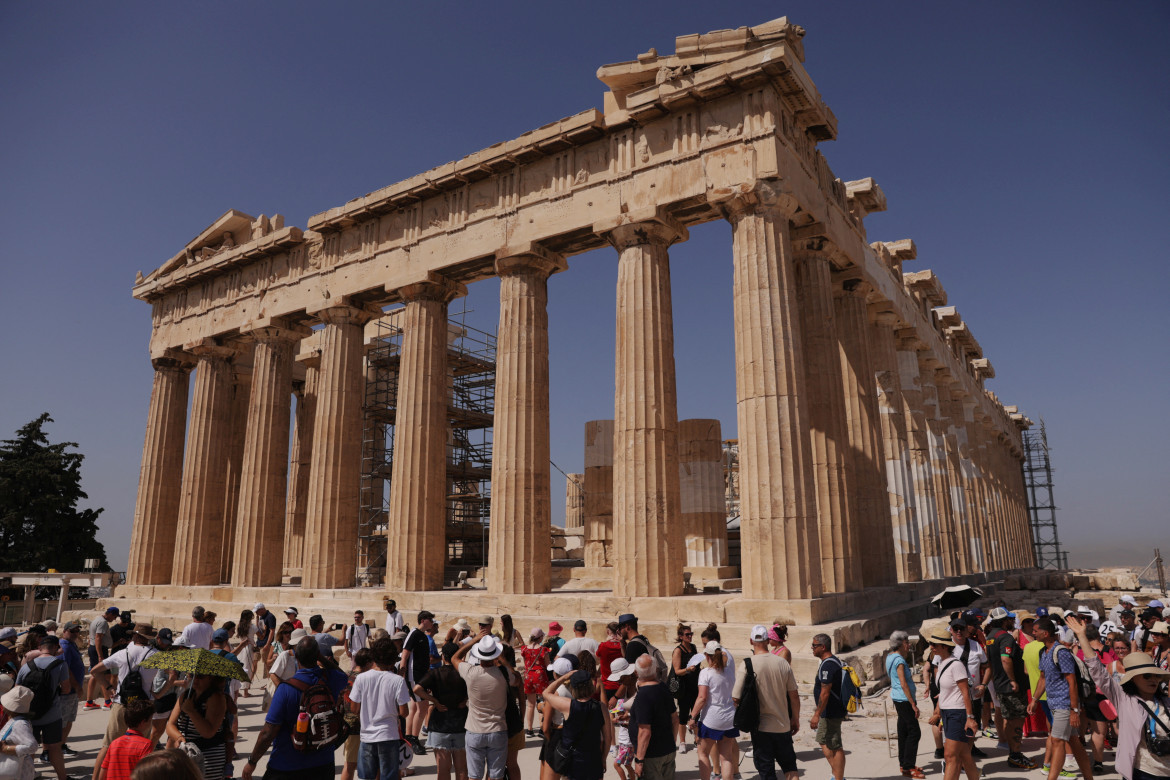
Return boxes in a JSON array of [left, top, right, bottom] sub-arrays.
[[1150, 600, 1165, 609], [988, 607, 1010, 621], [254, 603, 266, 611], [392, 630, 408, 641], [617, 613, 636, 626], [156, 627, 174, 644], [0, 627, 18, 642], [607, 658, 633, 681], [1035, 607, 1049, 618], [105, 606, 120, 616], [573, 620, 587, 632], [548, 656, 575, 676], [950, 617, 969, 630], [703, 640, 722, 655], [750, 625, 769, 643], [1120, 595, 1137, 606], [212, 628, 230, 643], [965, 607, 984, 618], [62, 621, 82, 633], [569, 669, 592, 688]]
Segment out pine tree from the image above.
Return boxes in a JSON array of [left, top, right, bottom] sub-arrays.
[[0, 413, 107, 572]]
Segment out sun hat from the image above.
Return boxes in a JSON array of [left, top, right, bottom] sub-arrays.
[[1151, 621, 1170, 635], [750, 625, 769, 643], [1, 684, 33, 714], [548, 621, 563, 636], [1016, 611, 1036, 624], [703, 640, 721, 655], [607, 658, 633, 682], [1119, 652, 1170, 685], [548, 656, 575, 676], [927, 625, 955, 646], [454, 619, 472, 632], [392, 630, 408, 642], [617, 613, 637, 626], [470, 636, 503, 662], [134, 622, 158, 637], [477, 615, 494, 626], [290, 628, 309, 643]]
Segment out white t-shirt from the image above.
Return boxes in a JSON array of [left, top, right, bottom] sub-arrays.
[[178, 621, 213, 650], [345, 623, 370, 655], [932, 640, 986, 688], [349, 669, 412, 743], [697, 664, 737, 730], [104, 644, 158, 704], [270, 650, 297, 682], [935, 657, 969, 711], [557, 636, 600, 658], [386, 611, 405, 633]]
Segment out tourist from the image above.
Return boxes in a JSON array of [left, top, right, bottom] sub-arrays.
[[346, 611, 371, 661], [734, 626, 800, 780], [85, 606, 119, 710], [233, 609, 257, 697], [266, 628, 306, 708], [984, 607, 1037, 769], [670, 624, 698, 754], [540, 657, 574, 780], [427, 619, 442, 672], [309, 615, 340, 660], [497, 616, 523, 650], [1148, 621, 1169, 670], [110, 614, 134, 655], [128, 749, 201, 780], [146, 629, 179, 746], [1107, 595, 1139, 626], [618, 615, 648, 663], [886, 630, 924, 779], [57, 621, 85, 757], [341, 647, 373, 780], [1027, 617, 1095, 780], [941, 617, 989, 759], [809, 633, 846, 780], [97, 698, 155, 780], [606, 660, 636, 780], [414, 643, 469, 780], [15, 635, 70, 780], [1022, 616, 1050, 739], [1136, 609, 1161, 653], [386, 601, 406, 634], [500, 645, 525, 780], [1076, 624, 1113, 774], [243, 637, 348, 780], [166, 669, 230, 780], [0, 684, 37, 780], [1109, 636, 1132, 681], [454, 632, 514, 780], [263, 621, 295, 673], [1067, 613, 1170, 780], [283, 607, 303, 630], [557, 621, 599, 660], [547, 623, 565, 656], [1120, 609, 1139, 643], [402, 611, 437, 755], [688, 640, 737, 780], [926, 624, 979, 780], [542, 669, 611, 780], [521, 628, 551, 738], [597, 623, 625, 702], [253, 604, 276, 663], [631, 653, 677, 780], [176, 606, 212, 652], [454, 620, 473, 645], [90, 623, 162, 778], [350, 636, 412, 780], [767, 624, 792, 664]]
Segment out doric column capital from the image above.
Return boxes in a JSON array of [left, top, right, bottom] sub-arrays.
[[308, 302, 383, 327], [241, 317, 312, 344], [595, 206, 687, 251], [832, 273, 873, 300], [395, 273, 467, 305], [868, 305, 902, 329], [713, 179, 800, 224], [494, 243, 567, 279], [151, 349, 195, 372], [184, 338, 238, 361], [896, 328, 927, 352]]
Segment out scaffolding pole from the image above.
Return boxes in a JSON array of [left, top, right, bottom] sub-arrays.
[[1022, 418, 1067, 569]]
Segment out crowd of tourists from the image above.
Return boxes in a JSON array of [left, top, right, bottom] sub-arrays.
[[0, 596, 1167, 780]]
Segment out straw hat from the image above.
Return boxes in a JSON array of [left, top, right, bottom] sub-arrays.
[[1119, 652, 1170, 686], [454, 618, 472, 632], [926, 624, 955, 646], [470, 636, 503, 662]]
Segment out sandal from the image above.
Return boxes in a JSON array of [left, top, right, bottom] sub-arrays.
[[901, 769, 926, 779]]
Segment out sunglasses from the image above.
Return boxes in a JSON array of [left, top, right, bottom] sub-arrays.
[[682, 632, 693, 637], [1140, 674, 1163, 681]]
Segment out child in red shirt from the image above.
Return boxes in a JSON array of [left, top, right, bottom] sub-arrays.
[[99, 699, 156, 780]]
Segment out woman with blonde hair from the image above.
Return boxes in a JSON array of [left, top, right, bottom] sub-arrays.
[[688, 641, 738, 780]]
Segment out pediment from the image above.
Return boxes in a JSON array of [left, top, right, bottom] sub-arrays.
[[145, 209, 256, 282]]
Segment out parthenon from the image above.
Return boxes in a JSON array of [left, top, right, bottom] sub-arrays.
[[123, 17, 1035, 623]]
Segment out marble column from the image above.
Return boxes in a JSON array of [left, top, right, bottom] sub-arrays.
[[487, 249, 565, 594], [604, 215, 686, 598], [564, 474, 584, 530], [977, 419, 1006, 570], [283, 356, 318, 580], [724, 184, 821, 600], [385, 279, 464, 591], [219, 360, 251, 584], [959, 401, 989, 572], [583, 420, 614, 568], [935, 373, 973, 575], [836, 279, 896, 587], [918, 355, 960, 576], [302, 304, 379, 590], [898, 332, 943, 579], [678, 418, 728, 570], [232, 324, 302, 587], [173, 342, 237, 586], [793, 248, 861, 593], [868, 310, 922, 583], [127, 354, 193, 585]]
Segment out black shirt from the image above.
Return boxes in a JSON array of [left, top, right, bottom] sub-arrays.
[[417, 666, 468, 734], [814, 657, 846, 719], [987, 629, 1025, 694], [624, 637, 649, 664], [404, 628, 431, 682], [630, 682, 676, 758]]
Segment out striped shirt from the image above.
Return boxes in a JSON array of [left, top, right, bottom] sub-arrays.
[[101, 728, 153, 780]]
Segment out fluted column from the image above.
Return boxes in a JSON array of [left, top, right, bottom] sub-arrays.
[[283, 356, 318, 579], [302, 304, 380, 590], [869, 310, 922, 583], [385, 279, 465, 591], [219, 358, 251, 583], [678, 419, 728, 569], [564, 474, 584, 530], [836, 279, 896, 587], [958, 402, 989, 572], [918, 355, 961, 576], [233, 323, 302, 587], [898, 332, 943, 579], [602, 214, 686, 598], [488, 249, 565, 594], [793, 248, 861, 593], [583, 420, 614, 567], [127, 355, 193, 585], [978, 419, 1007, 570], [936, 373, 973, 575], [173, 342, 237, 586], [724, 184, 821, 600]]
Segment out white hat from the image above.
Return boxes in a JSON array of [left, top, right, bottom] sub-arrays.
[[988, 607, 1011, 621], [290, 628, 309, 643], [1057, 626, 1075, 645], [0, 684, 32, 714], [284, 607, 298, 615], [470, 636, 503, 662], [254, 603, 266, 611], [607, 658, 633, 682], [548, 656, 575, 676], [750, 625, 769, 643], [703, 640, 722, 655], [0, 627, 16, 642], [1121, 595, 1138, 606]]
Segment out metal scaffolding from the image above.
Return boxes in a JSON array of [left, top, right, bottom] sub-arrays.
[[357, 310, 496, 586], [1022, 418, 1068, 569]]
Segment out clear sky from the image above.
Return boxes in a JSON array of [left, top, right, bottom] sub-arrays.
[[2, 2, 1166, 572]]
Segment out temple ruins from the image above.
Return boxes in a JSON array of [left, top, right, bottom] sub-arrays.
[[119, 16, 1037, 631]]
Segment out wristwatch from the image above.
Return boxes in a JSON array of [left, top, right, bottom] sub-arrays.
[[634, 757, 644, 764]]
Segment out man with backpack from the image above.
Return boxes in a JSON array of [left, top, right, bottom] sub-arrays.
[[88, 623, 159, 780], [15, 634, 72, 780], [1027, 617, 1095, 780], [244, 636, 349, 780], [809, 634, 846, 780], [733, 626, 800, 780], [618, 614, 669, 682]]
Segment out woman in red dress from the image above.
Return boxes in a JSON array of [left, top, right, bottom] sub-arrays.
[[521, 628, 551, 737]]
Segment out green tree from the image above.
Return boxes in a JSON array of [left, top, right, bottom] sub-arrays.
[[0, 413, 107, 572]]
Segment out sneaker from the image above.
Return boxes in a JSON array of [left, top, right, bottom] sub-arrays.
[[38, 752, 49, 764], [996, 741, 1009, 750], [1008, 754, 1038, 770], [1092, 762, 1105, 774], [677, 744, 686, 754], [1058, 770, 1076, 778], [971, 746, 988, 758], [83, 700, 101, 710], [935, 748, 944, 760], [982, 728, 996, 739], [420, 727, 429, 738], [1041, 765, 1050, 774], [61, 746, 79, 758], [411, 736, 427, 756], [103, 699, 113, 709]]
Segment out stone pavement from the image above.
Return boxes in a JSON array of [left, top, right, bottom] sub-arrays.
[[43, 689, 1120, 780]]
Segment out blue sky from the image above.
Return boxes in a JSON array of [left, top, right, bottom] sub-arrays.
[[2, 2, 1166, 571]]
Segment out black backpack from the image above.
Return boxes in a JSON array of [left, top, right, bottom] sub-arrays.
[[118, 658, 148, 705], [24, 658, 64, 721]]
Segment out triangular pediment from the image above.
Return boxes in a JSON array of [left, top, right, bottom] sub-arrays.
[[146, 209, 256, 282]]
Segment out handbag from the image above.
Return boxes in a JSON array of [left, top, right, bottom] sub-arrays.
[[667, 649, 680, 696], [733, 657, 760, 733], [497, 666, 523, 737]]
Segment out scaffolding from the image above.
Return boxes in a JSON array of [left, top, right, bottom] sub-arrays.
[[357, 311, 496, 586], [1022, 418, 1068, 570]]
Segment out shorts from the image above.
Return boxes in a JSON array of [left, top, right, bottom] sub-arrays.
[[999, 690, 1028, 721], [940, 709, 970, 743], [698, 723, 740, 741], [344, 734, 360, 764], [1084, 697, 1106, 723], [357, 739, 401, 780], [539, 727, 562, 763], [1050, 709, 1073, 742], [508, 729, 524, 753], [611, 744, 633, 766], [88, 645, 100, 668], [58, 692, 79, 724], [750, 730, 797, 776], [101, 702, 128, 748], [815, 717, 843, 751], [427, 731, 466, 751], [465, 730, 508, 780], [989, 682, 1000, 708], [31, 719, 64, 745]]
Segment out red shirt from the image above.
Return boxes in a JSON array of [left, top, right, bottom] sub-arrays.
[[101, 728, 154, 780], [597, 640, 623, 690]]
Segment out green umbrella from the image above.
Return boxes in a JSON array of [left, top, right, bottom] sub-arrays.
[[140, 647, 250, 682]]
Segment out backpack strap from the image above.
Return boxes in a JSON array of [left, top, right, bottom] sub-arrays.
[[282, 677, 310, 693], [1137, 698, 1170, 735]]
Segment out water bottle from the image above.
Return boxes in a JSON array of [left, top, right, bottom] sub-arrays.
[[296, 712, 309, 733]]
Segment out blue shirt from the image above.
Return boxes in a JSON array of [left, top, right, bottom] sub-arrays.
[[16, 654, 67, 725], [266, 666, 348, 771], [428, 635, 440, 670], [886, 653, 915, 702], [1038, 644, 1075, 711], [59, 639, 86, 688]]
